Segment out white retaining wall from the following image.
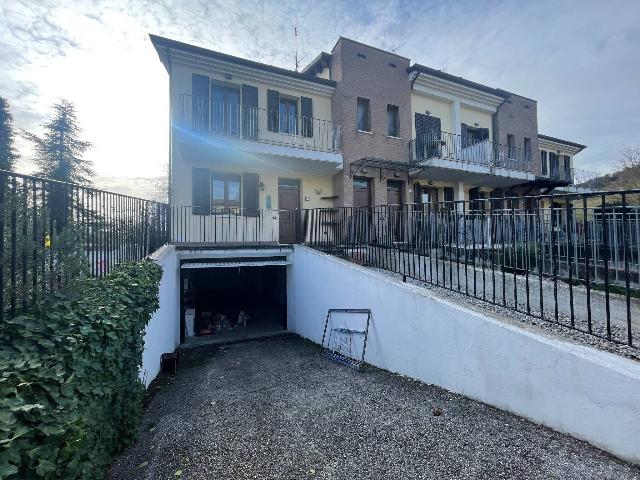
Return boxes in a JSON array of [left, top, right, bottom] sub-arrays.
[[287, 245, 640, 464], [140, 244, 180, 386]]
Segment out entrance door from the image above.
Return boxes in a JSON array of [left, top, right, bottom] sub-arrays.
[[353, 178, 371, 208], [387, 180, 404, 242], [278, 178, 300, 244], [352, 178, 371, 244], [386, 180, 403, 205]]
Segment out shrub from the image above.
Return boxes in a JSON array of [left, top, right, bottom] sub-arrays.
[[0, 260, 162, 479]]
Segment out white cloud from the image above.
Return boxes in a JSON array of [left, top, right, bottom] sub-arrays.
[[1, 0, 639, 184]]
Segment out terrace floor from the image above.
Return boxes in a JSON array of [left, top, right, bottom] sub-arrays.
[[109, 336, 639, 479]]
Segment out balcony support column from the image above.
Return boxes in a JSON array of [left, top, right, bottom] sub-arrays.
[[455, 181, 465, 212]]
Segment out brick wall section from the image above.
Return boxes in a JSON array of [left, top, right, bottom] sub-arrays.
[[494, 94, 541, 176], [330, 38, 412, 206]]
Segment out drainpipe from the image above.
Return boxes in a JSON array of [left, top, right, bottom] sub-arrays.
[[493, 94, 508, 145], [167, 46, 173, 205], [409, 70, 420, 90]]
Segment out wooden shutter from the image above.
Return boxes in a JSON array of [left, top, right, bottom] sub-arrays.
[[301, 96, 313, 137], [267, 89, 279, 132], [192, 167, 210, 215], [192, 74, 210, 131], [241, 84, 258, 139], [563, 155, 571, 181], [460, 123, 468, 147], [242, 173, 259, 217]]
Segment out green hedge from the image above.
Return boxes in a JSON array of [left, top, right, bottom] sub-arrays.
[[0, 260, 162, 479]]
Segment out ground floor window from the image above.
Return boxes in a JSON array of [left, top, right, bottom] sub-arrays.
[[212, 172, 241, 213]]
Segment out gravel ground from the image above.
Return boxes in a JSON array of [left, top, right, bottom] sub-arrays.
[[110, 336, 640, 480]]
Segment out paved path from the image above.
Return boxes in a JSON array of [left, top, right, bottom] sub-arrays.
[[110, 337, 639, 479]]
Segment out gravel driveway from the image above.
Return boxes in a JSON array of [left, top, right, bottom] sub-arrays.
[[110, 336, 639, 480]]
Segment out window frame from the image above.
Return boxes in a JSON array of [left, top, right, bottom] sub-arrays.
[[387, 104, 399, 137], [356, 97, 371, 132], [211, 172, 242, 214]]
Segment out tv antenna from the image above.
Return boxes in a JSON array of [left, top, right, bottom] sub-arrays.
[[293, 26, 306, 72], [391, 40, 408, 54]]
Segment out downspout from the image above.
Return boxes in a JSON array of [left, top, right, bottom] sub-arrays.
[[167, 47, 173, 205], [409, 69, 420, 90], [492, 93, 508, 145]]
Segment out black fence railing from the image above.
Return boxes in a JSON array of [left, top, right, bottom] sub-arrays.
[[0, 170, 169, 323], [303, 190, 640, 348], [168, 206, 301, 245]]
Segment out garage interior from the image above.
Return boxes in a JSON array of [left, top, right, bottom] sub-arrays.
[[181, 258, 287, 344]]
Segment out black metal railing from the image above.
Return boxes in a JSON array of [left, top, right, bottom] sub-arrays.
[[178, 94, 341, 153], [543, 168, 601, 192], [168, 206, 301, 245], [303, 190, 640, 348], [410, 130, 534, 173], [0, 170, 169, 323]]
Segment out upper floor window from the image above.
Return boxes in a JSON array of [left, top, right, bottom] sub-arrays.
[[212, 84, 241, 136], [357, 97, 371, 132], [541, 150, 548, 176], [279, 96, 298, 134], [507, 134, 516, 158], [524, 137, 531, 162], [387, 104, 399, 137]]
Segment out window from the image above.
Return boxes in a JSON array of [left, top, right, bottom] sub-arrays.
[[211, 84, 241, 136], [524, 137, 531, 162], [212, 173, 241, 213], [357, 97, 371, 132], [279, 96, 297, 134], [387, 104, 399, 137], [507, 134, 516, 158], [444, 187, 454, 203], [541, 150, 548, 176], [462, 125, 488, 147]]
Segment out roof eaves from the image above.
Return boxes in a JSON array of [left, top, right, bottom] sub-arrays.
[[408, 63, 506, 98], [538, 134, 587, 151], [149, 34, 336, 88]]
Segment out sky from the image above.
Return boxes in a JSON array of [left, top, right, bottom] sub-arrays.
[[1, 0, 639, 191]]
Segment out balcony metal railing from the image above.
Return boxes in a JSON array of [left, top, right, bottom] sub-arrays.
[[410, 130, 534, 173], [178, 94, 341, 153], [542, 168, 600, 191]]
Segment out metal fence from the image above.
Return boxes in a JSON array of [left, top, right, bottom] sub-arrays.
[[168, 206, 300, 245], [0, 170, 169, 322], [304, 190, 640, 348]]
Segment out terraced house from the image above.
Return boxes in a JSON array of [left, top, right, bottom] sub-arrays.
[[150, 34, 595, 228]]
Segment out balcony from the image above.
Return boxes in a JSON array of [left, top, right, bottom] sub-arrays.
[[175, 94, 342, 173], [543, 167, 600, 193], [410, 130, 535, 187]]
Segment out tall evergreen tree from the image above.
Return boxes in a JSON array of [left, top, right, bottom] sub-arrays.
[[23, 99, 94, 185], [0, 97, 19, 171]]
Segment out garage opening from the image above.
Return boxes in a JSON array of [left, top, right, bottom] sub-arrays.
[[180, 258, 288, 344]]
